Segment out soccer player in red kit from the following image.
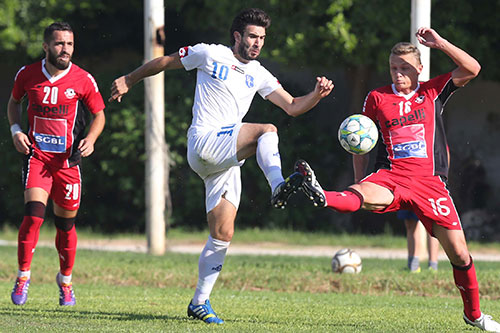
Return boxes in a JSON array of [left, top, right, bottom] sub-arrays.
[[7, 22, 105, 306], [295, 28, 500, 332]]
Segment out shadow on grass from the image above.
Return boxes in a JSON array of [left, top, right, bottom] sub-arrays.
[[0, 306, 368, 329], [0, 306, 186, 323]]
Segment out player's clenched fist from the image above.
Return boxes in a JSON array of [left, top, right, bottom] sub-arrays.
[[314, 76, 334, 98], [109, 75, 131, 102]]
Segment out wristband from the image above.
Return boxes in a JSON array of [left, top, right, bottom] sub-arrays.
[[10, 124, 22, 137]]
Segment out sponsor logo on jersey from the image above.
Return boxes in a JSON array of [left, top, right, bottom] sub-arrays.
[[32, 103, 69, 116], [179, 46, 189, 58], [33, 116, 67, 153], [390, 124, 427, 159], [385, 109, 425, 128], [231, 65, 244, 74], [245, 74, 254, 88], [64, 88, 76, 99], [415, 95, 425, 104]]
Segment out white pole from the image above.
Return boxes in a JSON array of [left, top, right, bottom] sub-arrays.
[[411, 0, 431, 81], [144, 0, 165, 255]]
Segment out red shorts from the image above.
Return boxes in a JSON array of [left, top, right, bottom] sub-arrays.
[[23, 156, 82, 211], [360, 169, 462, 234]]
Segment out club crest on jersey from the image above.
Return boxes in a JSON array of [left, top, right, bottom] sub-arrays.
[[415, 95, 425, 104], [245, 74, 254, 88], [33, 116, 67, 153], [64, 88, 76, 99], [179, 46, 189, 58]]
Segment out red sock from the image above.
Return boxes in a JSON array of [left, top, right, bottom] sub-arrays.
[[324, 189, 363, 213], [55, 225, 78, 276], [453, 257, 481, 321], [18, 215, 44, 271]]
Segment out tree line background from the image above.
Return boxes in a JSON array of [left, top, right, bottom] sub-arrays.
[[1, 0, 499, 239]]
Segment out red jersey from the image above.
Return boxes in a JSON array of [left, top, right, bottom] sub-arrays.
[[12, 59, 105, 168], [362, 72, 458, 178]]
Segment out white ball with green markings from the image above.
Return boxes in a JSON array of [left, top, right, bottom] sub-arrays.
[[338, 114, 378, 155]]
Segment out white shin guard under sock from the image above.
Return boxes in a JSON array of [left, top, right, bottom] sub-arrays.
[[256, 132, 284, 193], [192, 235, 230, 305]]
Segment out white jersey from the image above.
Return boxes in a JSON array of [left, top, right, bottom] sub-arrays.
[[179, 43, 281, 134]]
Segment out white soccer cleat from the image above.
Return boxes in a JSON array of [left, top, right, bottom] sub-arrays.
[[464, 313, 500, 332]]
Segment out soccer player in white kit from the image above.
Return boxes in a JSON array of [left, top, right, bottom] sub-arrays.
[[110, 8, 333, 324]]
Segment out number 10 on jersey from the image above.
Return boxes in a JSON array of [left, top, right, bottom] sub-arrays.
[[211, 62, 228, 80]]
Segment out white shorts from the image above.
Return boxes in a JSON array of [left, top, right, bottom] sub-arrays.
[[187, 124, 245, 213]]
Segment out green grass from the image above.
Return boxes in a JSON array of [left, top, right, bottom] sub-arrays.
[[0, 245, 499, 332]]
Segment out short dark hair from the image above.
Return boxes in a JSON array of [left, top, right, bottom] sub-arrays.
[[44, 22, 73, 43], [230, 8, 271, 45]]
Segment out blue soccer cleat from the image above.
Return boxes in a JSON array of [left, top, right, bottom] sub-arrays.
[[11, 276, 30, 305], [187, 299, 224, 324]]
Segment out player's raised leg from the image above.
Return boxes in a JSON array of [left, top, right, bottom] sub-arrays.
[[295, 159, 394, 212], [237, 123, 302, 209]]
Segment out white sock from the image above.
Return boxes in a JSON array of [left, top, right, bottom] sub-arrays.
[[58, 272, 72, 285], [18, 270, 30, 279], [256, 132, 284, 192], [192, 235, 230, 305]]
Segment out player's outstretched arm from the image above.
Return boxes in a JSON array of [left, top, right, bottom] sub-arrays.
[[78, 110, 105, 157], [109, 52, 184, 102], [415, 27, 481, 87], [7, 94, 31, 155], [266, 76, 334, 117]]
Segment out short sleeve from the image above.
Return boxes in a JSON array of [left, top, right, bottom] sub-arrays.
[[179, 43, 209, 71], [81, 73, 105, 114], [361, 91, 379, 123], [257, 67, 281, 99], [11, 66, 27, 101]]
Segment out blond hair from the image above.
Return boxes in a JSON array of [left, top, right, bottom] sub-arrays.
[[390, 42, 421, 65]]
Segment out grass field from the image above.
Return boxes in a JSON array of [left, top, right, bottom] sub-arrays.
[[0, 241, 499, 332]]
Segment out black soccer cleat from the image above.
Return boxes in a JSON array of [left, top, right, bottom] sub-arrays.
[[294, 159, 327, 207], [270, 172, 304, 209]]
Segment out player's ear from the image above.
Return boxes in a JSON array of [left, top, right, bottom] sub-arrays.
[[416, 63, 423, 75], [233, 31, 241, 44], [42, 42, 48, 53]]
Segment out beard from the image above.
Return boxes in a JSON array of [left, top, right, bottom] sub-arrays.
[[47, 49, 71, 70], [237, 40, 259, 61]]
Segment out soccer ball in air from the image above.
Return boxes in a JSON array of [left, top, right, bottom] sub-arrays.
[[331, 248, 362, 274], [338, 114, 378, 155]]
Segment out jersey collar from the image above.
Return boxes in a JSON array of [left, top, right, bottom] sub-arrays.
[[391, 82, 420, 100], [42, 59, 72, 83]]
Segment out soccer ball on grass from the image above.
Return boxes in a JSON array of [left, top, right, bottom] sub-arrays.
[[331, 248, 362, 274], [338, 114, 378, 155]]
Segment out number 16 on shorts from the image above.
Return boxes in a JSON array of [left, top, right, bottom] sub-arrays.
[[428, 197, 451, 216]]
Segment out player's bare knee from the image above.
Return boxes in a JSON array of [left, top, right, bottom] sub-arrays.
[[449, 249, 470, 266], [262, 123, 277, 134]]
